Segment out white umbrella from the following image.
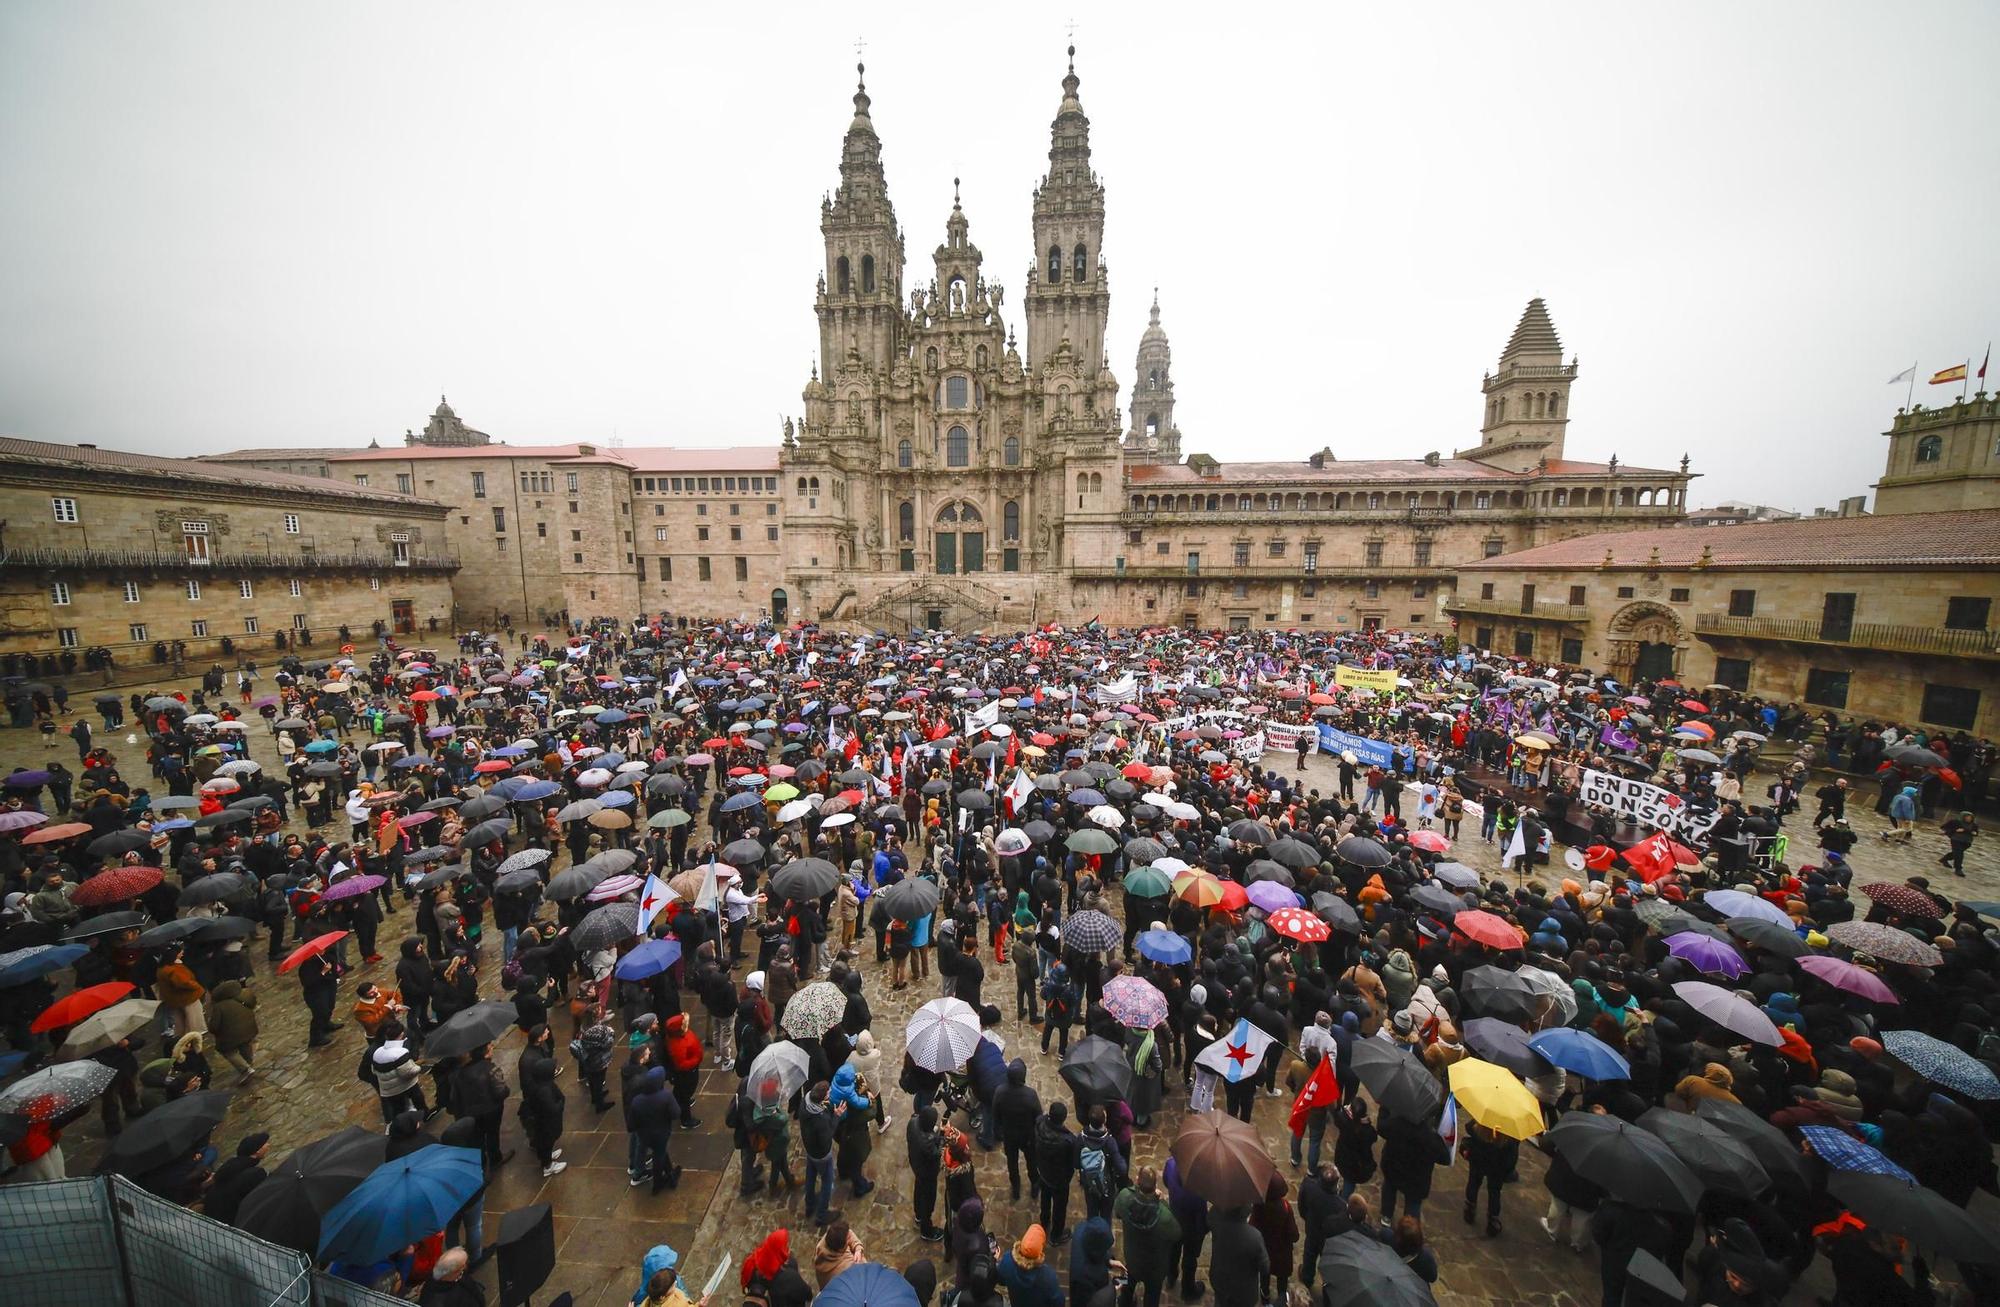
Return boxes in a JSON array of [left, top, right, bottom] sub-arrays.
[[1154, 856, 1191, 875], [1087, 805, 1125, 829], [776, 798, 815, 824], [1671, 980, 1782, 1047], [576, 767, 614, 788], [746, 1041, 812, 1108], [817, 811, 855, 829], [995, 828, 1033, 856], [906, 997, 983, 1072]]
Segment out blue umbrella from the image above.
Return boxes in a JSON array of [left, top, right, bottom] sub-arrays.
[[720, 791, 763, 813], [0, 943, 89, 988], [1135, 929, 1192, 965], [596, 709, 630, 725], [488, 776, 528, 799], [598, 791, 635, 809], [812, 1262, 918, 1307], [614, 937, 684, 981], [304, 740, 338, 754], [1880, 1029, 2000, 1100], [1528, 1027, 1631, 1080], [0, 1048, 30, 1077], [489, 744, 532, 758], [1798, 1125, 1914, 1181], [512, 780, 562, 803], [317, 1145, 485, 1266], [151, 818, 194, 833], [1069, 788, 1108, 807]]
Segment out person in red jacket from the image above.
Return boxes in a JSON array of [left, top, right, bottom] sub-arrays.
[[663, 1014, 704, 1131]]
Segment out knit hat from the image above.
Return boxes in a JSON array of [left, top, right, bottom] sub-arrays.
[[628, 1030, 651, 1049], [1015, 1224, 1047, 1265], [746, 971, 766, 992]]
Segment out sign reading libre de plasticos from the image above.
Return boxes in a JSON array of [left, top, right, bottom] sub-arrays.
[[1580, 768, 1720, 844]]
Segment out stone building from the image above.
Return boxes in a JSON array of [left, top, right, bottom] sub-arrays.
[[622, 448, 787, 623], [1874, 392, 2000, 514], [1450, 509, 2000, 736], [198, 448, 356, 480], [0, 436, 456, 665], [776, 54, 1694, 633]]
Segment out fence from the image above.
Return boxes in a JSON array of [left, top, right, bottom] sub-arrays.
[[0, 1175, 407, 1307]]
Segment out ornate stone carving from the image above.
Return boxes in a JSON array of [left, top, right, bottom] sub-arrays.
[[155, 508, 231, 536]]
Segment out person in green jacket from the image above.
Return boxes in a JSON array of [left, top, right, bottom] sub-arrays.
[[1112, 1166, 1183, 1307]]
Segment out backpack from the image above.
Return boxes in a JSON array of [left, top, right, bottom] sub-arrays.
[[1078, 1139, 1113, 1198]]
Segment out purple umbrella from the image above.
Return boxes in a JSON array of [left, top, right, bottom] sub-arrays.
[[321, 874, 387, 902], [1665, 931, 1747, 978], [1798, 955, 1900, 1004], [426, 726, 455, 739], [1246, 880, 1301, 914], [5, 771, 51, 788], [0, 811, 48, 832]]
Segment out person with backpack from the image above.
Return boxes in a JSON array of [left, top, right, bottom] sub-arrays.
[[995, 1058, 1043, 1201], [1111, 1167, 1182, 1307], [829, 1063, 876, 1199], [728, 1079, 769, 1198], [572, 1008, 617, 1114], [798, 1080, 839, 1227], [1075, 1106, 1126, 1223], [1035, 1101, 1078, 1242], [1041, 962, 1077, 1057]]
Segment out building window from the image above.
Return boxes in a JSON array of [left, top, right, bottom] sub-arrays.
[[1003, 500, 1020, 541], [734, 557, 748, 581], [1513, 630, 1535, 657], [1483, 539, 1503, 557], [1186, 552, 1200, 573], [1413, 540, 1432, 567], [369, 577, 381, 591], [697, 503, 708, 516], [243, 617, 259, 634], [536, 522, 547, 537], [1668, 587, 1690, 603], [1475, 625, 1493, 648], [52, 627, 77, 649], [899, 548, 915, 572], [766, 525, 778, 541], [898, 439, 913, 467], [1804, 667, 1850, 708], [395, 473, 412, 495], [947, 426, 969, 467], [182, 520, 211, 562], [1915, 434, 1943, 463], [471, 472, 486, 498], [352, 474, 368, 487], [282, 513, 300, 534], [1565, 584, 1586, 606], [1616, 585, 1635, 598], [49, 581, 70, 606], [1231, 582, 1249, 599], [572, 552, 583, 563], [655, 527, 669, 542], [185, 580, 201, 601], [1268, 541, 1286, 557], [190, 620, 209, 638], [1712, 656, 1751, 691], [122, 582, 140, 603], [1921, 683, 1981, 730], [660, 558, 672, 581], [292, 614, 307, 630], [233, 580, 251, 599], [1303, 544, 1319, 572], [1363, 581, 1381, 599], [51, 497, 78, 523], [1726, 589, 1757, 617], [1364, 541, 1383, 567], [129, 623, 148, 641], [1944, 596, 1990, 630], [946, 376, 969, 409], [1233, 543, 1250, 567], [568, 501, 579, 513], [1474, 492, 1492, 510], [492, 507, 507, 533], [766, 502, 777, 515], [566, 472, 580, 493], [698, 557, 712, 581], [570, 530, 582, 542], [1412, 582, 1429, 599], [1003, 547, 1019, 572], [697, 526, 710, 541], [730, 526, 742, 542], [1004, 436, 1020, 466], [1561, 638, 1583, 663], [288, 579, 302, 597]]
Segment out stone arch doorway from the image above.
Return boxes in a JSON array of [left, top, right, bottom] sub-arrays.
[[1605, 601, 1685, 683], [770, 588, 788, 626]]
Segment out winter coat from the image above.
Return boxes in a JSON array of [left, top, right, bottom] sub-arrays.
[[518, 1044, 566, 1135], [208, 981, 259, 1053], [1111, 1187, 1183, 1284], [1208, 1211, 1269, 1307], [372, 1040, 423, 1099], [627, 1066, 680, 1137], [1378, 1112, 1450, 1200], [1035, 1116, 1078, 1185], [452, 1056, 511, 1119], [994, 1060, 1042, 1144], [155, 962, 205, 1010]]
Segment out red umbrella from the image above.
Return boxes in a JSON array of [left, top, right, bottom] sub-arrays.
[[473, 759, 511, 774], [1268, 906, 1331, 943], [702, 737, 730, 750], [30, 981, 135, 1033], [1678, 699, 1708, 713], [22, 822, 93, 846], [1407, 830, 1451, 853], [1860, 882, 1944, 918], [1215, 879, 1249, 913], [71, 865, 164, 907], [1121, 763, 1153, 780], [279, 930, 349, 974], [1453, 909, 1524, 951], [409, 690, 440, 702]]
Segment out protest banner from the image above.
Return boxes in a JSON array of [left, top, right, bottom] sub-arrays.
[[1334, 666, 1399, 694], [1264, 720, 1316, 755], [1314, 725, 1395, 768], [1579, 768, 1720, 844]]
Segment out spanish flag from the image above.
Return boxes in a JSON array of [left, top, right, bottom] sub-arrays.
[[1931, 364, 1968, 385]]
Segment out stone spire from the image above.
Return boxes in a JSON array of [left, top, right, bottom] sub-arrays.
[[1499, 297, 1564, 363], [1125, 288, 1179, 463], [1026, 44, 1110, 374], [1460, 297, 1577, 471]]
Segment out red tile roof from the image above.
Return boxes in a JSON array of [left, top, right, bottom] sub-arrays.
[[327, 444, 598, 462], [0, 436, 443, 509], [1468, 509, 2000, 571], [1125, 456, 1678, 486]]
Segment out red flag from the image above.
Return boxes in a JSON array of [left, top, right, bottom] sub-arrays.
[[1288, 1054, 1341, 1137], [1623, 832, 1677, 884], [1980, 344, 1990, 381]]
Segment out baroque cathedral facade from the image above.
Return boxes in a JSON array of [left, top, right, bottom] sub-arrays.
[[771, 50, 1697, 633]]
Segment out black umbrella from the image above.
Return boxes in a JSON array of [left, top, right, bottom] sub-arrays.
[[1462, 1018, 1551, 1078], [920, 778, 950, 797], [134, 918, 210, 949], [1461, 966, 1541, 1022], [722, 838, 767, 865], [410, 863, 467, 892], [1349, 1040, 1445, 1121], [1637, 1107, 1769, 1198], [1122, 837, 1167, 866], [64, 910, 148, 941], [1316, 1230, 1436, 1307], [544, 864, 608, 901], [1060, 1035, 1135, 1103], [305, 760, 343, 778], [494, 868, 544, 895], [178, 872, 254, 908], [955, 789, 993, 812], [571, 902, 640, 951], [458, 795, 507, 822], [1336, 836, 1391, 867], [1547, 1111, 1703, 1214], [191, 916, 258, 943], [1691, 1099, 1812, 1194], [95, 1090, 231, 1176], [1829, 1171, 2000, 1266], [425, 1000, 519, 1060], [771, 858, 840, 900], [880, 877, 941, 922], [1267, 838, 1320, 871], [1023, 820, 1058, 845], [1311, 892, 1362, 935], [1243, 859, 1294, 888], [194, 809, 252, 830], [463, 818, 512, 846], [1724, 917, 1809, 958], [1225, 819, 1274, 846], [236, 1125, 388, 1254], [1408, 883, 1463, 918], [86, 829, 155, 858]]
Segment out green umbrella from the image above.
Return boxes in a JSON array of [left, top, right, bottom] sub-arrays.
[[1066, 828, 1117, 855], [1122, 865, 1173, 898], [647, 808, 691, 829]]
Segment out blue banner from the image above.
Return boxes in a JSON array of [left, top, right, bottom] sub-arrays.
[[1316, 725, 1394, 768]]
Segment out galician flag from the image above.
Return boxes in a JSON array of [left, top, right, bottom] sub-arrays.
[[1438, 1093, 1460, 1165], [636, 873, 671, 935], [1196, 1018, 1275, 1083]]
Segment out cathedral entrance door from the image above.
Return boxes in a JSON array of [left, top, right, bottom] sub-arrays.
[[1634, 641, 1676, 681], [770, 589, 788, 626], [926, 609, 945, 633]]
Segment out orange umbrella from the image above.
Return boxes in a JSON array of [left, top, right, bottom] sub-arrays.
[[1173, 869, 1225, 908], [30, 981, 135, 1033], [22, 823, 92, 845]]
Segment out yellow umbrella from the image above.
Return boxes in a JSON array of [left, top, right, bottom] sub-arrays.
[[1172, 868, 1226, 908], [1447, 1057, 1544, 1141], [1512, 735, 1551, 750]]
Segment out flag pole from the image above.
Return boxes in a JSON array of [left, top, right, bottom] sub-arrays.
[[1906, 361, 1917, 411], [1964, 359, 1972, 402]]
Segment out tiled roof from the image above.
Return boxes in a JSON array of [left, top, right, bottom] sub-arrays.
[[0, 436, 442, 509], [1500, 298, 1563, 361], [1468, 509, 2000, 571], [618, 446, 781, 472], [327, 444, 598, 462], [198, 447, 357, 461], [1125, 456, 1679, 486]]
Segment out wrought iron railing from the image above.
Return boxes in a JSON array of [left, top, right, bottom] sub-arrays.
[[0, 547, 459, 574], [1696, 613, 1999, 659]]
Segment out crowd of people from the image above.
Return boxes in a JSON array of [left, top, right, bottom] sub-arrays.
[[0, 615, 1995, 1307]]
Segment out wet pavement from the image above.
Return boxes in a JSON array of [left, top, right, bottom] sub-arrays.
[[13, 682, 1996, 1306]]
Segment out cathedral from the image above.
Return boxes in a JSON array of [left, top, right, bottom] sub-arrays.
[[773, 49, 1696, 634]]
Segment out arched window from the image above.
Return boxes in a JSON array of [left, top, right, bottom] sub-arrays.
[[956, 502, 981, 522], [975, 345, 988, 370], [795, 477, 807, 496], [925, 347, 938, 372], [1003, 436, 1020, 466], [1367, 492, 1383, 510], [897, 439, 912, 468], [1004, 500, 1020, 540], [1145, 413, 1160, 438], [861, 254, 875, 293], [1473, 491, 1491, 510], [1548, 393, 1561, 417], [1073, 243, 1087, 281], [898, 501, 914, 541], [945, 376, 968, 409], [946, 426, 969, 467], [1048, 246, 1062, 282], [836, 256, 850, 294], [809, 477, 820, 494], [1090, 473, 1103, 494], [938, 503, 958, 525], [1077, 472, 1090, 495], [1149, 368, 1161, 387], [1916, 434, 1943, 462], [1553, 488, 1568, 507]]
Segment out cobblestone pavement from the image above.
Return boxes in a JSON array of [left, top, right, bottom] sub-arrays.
[[13, 686, 1996, 1307]]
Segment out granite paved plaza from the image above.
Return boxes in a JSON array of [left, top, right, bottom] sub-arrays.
[[14, 675, 1997, 1307]]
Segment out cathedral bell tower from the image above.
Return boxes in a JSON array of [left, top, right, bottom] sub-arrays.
[[1123, 291, 1180, 463], [1024, 46, 1110, 373], [1460, 297, 1577, 472], [816, 63, 905, 382]]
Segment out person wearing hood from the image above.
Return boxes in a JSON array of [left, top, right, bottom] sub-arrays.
[[1055, 1218, 1112, 1307], [204, 1131, 269, 1225], [997, 1223, 1064, 1307], [1113, 1167, 1183, 1307], [1163, 1153, 1210, 1303], [517, 1023, 568, 1178], [1671, 1061, 1740, 1111], [631, 1245, 679, 1307], [949, 1198, 992, 1293], [741, 1228, 812, 1307], [372, 1022, 429, 1124], [1380, 949, 1419, 1014], [1206, 1205, 1268, 1307], [798, 1080, 838, 1226], [1035, 1101, 1078, 1241], [628, 1064, 683, 1193], [995, 1058, 1043, 1201], [208, 979, 260, 1080], [907, 1104, 947, 1242], [1250, 1173, 1300, 1307], [661, 1014, 703, 1130], [1295, 1160, 1346, 1292], [828, 1062, 876, 1198]]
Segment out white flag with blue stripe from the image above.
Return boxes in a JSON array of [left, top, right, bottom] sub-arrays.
[[1195, 1017, 1275, 1083]]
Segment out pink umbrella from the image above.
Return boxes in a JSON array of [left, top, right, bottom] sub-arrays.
[[1798, 955, 1900, 1004], [685, 752, 714, 766], [1408, 830, 1451, 853], [396, 811, 439, 829], [587, 873, 643, 903]]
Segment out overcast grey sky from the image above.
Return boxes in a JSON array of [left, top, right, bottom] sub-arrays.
[[3, 2, 1996, 510]]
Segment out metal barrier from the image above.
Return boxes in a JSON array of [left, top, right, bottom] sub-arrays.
[[0, 1175, 406, 1307]]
